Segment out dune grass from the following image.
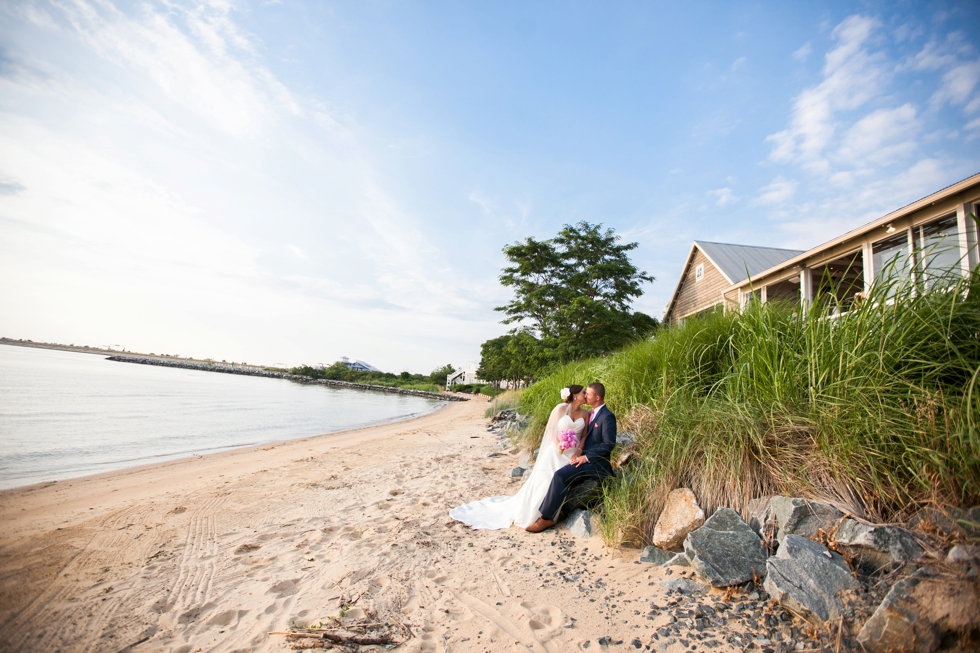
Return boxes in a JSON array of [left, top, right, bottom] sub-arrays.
[[519, 267, 980, 547], [485, 388, 525, 418]]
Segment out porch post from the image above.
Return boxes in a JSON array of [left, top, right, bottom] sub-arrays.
[[957, 202, 978, 273]]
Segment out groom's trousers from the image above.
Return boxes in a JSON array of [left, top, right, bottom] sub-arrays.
[[538, 458, 613, 521]]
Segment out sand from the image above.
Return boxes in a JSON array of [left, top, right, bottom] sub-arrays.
[[0, 399, 758, 653]]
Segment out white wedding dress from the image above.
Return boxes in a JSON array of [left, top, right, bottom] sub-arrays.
[[450, 403, 586, 529]]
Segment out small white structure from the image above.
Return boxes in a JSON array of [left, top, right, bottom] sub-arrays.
[[446, 361, 484, 387], [339, 356, 381, 373]]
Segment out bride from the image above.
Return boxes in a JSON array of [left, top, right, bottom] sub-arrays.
[[450, 385, 589, 529]]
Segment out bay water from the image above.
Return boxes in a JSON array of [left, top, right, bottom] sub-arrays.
[[0, 345, 442, 490]]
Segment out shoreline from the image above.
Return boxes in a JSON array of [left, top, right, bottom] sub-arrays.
[[106, 355, 468, 402], [0, 400, 451, 494]]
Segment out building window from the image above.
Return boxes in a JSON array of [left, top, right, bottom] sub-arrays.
[[915, 214, 960, 285], [695, 264, 704, 281], [872, 231, 911, 290]]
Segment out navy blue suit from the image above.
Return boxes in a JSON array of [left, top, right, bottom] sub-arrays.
[[538, 404, 616, 520]]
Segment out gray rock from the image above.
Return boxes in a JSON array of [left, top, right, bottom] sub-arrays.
[[834, 519, 923, 573], [909, 506, 980, 538], [509, 467, 526, 478], [522, 467, 533, 480], [762, 496, 845, 544], [639, 546, 673, 565], [485, 451, 504, 458], [564, 509, 599, 539], [683, 508, 768, 587], [658, 577, 708, 595], [763, 534, 860, 623], [663, 552, 691, 567], [564, 477, 603, 514], [616, 431, 637, 446], [945, 544, 980, 565], [746, 496, 773, 535], [858, 568, 980, 653], [519, 452, 533, 467]]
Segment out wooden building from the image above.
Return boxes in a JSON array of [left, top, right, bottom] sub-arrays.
[[664, 173, 980, 324]]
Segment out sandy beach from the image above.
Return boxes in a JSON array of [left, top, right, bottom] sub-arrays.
[[0, 399, 754, 653]]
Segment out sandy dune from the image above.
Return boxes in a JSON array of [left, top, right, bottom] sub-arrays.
[[0, 399, 755, 653]]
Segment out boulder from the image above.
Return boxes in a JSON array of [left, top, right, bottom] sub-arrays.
[[653, 488, 706, 552], [683, 508, 768, 587], [746, 495, 773, 535], [763, 535, 860, 623], [753, 496, 844, 544], [833, 519, 923, 573], [519, 452, 533, 467], [857, 568, 980, 653], [564, 509, 599, 539], [509, 467, 526, 478], [522, 468, 533, 480], [639, 546, 673, 565], [658, 577, 708, 595], [563, 477, 603, 514]]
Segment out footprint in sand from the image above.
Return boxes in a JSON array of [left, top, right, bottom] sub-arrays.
[[423, 568, 448, 584], [521, 601, 564, 642]]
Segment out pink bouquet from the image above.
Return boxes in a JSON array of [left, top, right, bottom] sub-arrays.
[[558, 429, 578, 453]]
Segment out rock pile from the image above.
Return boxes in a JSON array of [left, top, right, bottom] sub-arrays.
[[639, 492, 980, 652]]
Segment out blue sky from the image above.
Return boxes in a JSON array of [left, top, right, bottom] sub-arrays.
[[1, 1, 979, 373]]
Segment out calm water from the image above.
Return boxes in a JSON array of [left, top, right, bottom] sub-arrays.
[[0, 345, 442, 490]]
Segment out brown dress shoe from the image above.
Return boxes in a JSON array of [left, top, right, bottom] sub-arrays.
[[525, 518, 555, 533]]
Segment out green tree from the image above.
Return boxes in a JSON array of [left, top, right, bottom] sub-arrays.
[[477, 331, 545, 387], [495, 221, 658, 361], [429, 364, 455, 386]]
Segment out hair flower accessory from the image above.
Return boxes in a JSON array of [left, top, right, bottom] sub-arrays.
[[560, 387, 571, 401]]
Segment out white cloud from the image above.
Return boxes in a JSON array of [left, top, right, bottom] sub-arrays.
[[731, 57, 746, 71], [753, 177, 798, 206], [792, 42, 812, 60], [766, 16, 884, 174], [0, 0, 503, 372], [708, 187, 737, 206], [931, 59, 980, 109], [836, 103, 919, 165]]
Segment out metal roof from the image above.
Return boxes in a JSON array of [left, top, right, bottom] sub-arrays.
[[695, 241, 804, 284]]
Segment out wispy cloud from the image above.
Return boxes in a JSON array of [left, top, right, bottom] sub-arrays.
[[753, 177, 797, 206], [792, 42, 811, 61], [708, 187, 737, 206], [766, 16, 884, 174]]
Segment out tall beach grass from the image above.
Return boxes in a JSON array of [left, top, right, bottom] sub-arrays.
[[519, 267, 980, 547]]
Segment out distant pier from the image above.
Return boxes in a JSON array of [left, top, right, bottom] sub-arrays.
[[106, 356, 469, 402]]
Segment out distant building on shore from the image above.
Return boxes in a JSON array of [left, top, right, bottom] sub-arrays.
[[664, 172, 980, 325], [339, 356, 381, 373], [447, 361, 484, 387]]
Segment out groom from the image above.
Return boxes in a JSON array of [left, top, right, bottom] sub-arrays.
[[526, 382, 616, 533]]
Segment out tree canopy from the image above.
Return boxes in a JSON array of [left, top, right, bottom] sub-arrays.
[[495, 222, 657, 362], [479, 222, 658, 384]]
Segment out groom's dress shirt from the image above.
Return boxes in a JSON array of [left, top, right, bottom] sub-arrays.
[[582, 404, 616, 462]]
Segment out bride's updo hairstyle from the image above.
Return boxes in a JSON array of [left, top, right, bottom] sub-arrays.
[[561, 384, 584, 403]]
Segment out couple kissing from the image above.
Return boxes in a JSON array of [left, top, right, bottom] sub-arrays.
[[450, 382, 616, 533]]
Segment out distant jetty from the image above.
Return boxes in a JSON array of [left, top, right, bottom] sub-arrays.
[[107, 355, 469, 402]]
